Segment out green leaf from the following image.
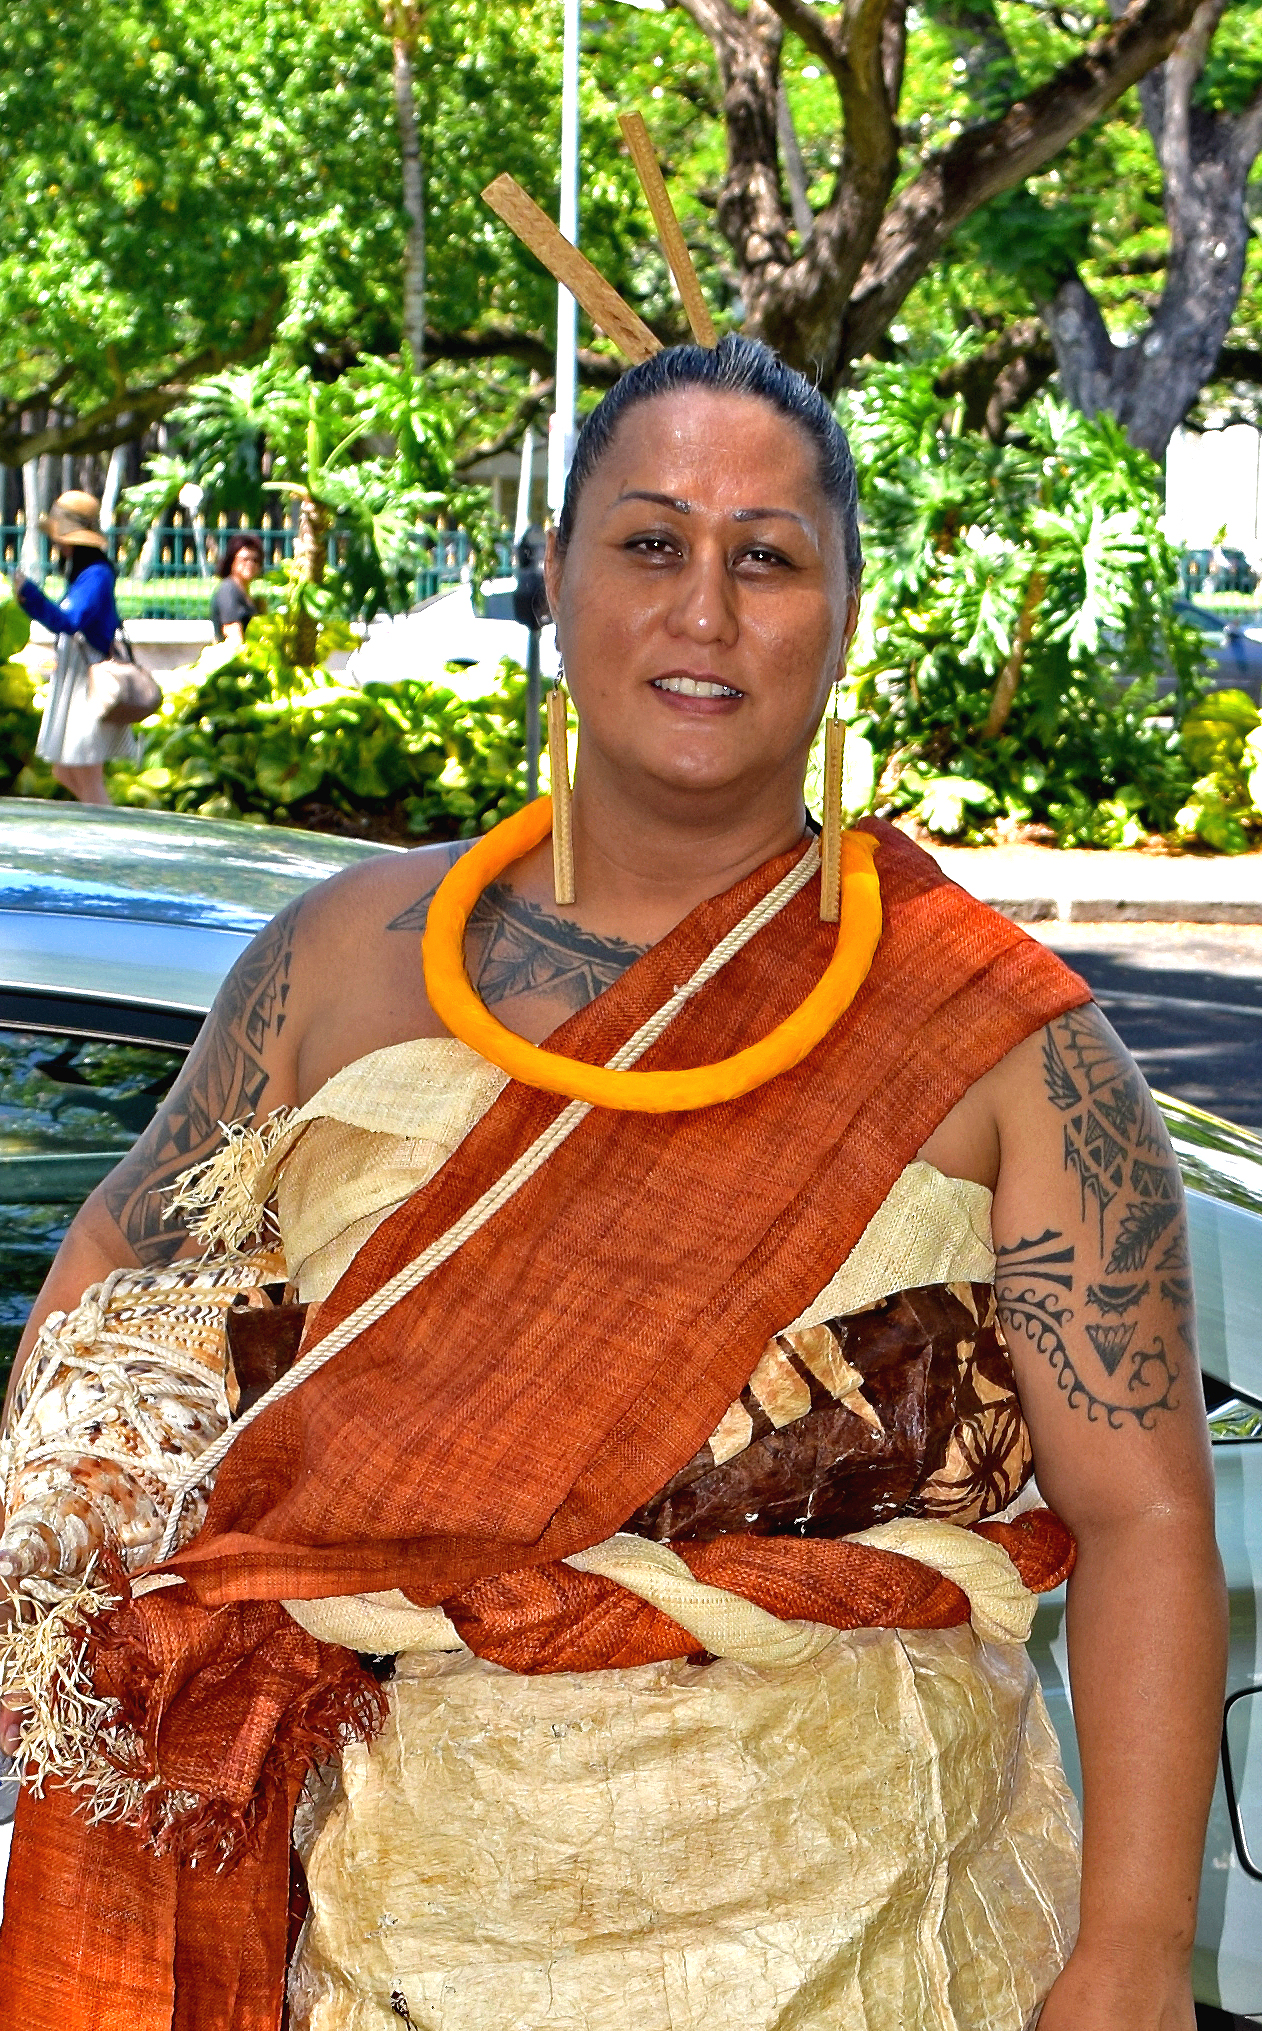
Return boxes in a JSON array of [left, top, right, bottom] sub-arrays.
[[0, 594, 30, 664]]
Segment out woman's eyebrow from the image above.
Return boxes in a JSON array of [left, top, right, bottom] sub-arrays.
[[612, 489, 815, 537]]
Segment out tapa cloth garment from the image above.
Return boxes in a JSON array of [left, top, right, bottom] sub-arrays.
[[0, 822, 1091, 2031], [254, 1047, 992, 1310], [288, 1628, 1081, 2031]]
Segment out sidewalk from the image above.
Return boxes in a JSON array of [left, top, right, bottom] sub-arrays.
[[926, 842, 1262, 924]]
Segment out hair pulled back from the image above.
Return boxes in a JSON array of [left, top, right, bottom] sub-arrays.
[[556, 334, 862, 588]]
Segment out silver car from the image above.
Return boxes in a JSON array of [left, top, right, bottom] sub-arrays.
[[0, 801, 1257, 2025]]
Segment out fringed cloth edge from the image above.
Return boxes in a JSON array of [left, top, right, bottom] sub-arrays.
[[1, 1511, 1075, 1846]]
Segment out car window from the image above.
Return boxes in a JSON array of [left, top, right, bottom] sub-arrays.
[[0, 1028, 185, 1395]]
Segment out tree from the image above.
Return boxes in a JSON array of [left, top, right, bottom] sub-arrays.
[[386, 1, 429, 366], [667, 0, 1202, 391], [1037, 0, 1262, 454], [0, 0, 394, 466]]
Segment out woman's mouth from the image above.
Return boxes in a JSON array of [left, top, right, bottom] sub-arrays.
[[651, 675, 743, 699]]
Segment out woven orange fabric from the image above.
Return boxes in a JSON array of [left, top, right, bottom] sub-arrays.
[[174, 822, 1089, 1608], [442, 1512, 1077, 1675], [0, 822, 1090, 2031], [974, 1505, 1079, 1591]]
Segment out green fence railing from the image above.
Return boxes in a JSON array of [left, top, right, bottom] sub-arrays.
[[0, 519, 512, 621]]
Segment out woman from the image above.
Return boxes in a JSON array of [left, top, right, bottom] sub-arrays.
[[0, 341, 1224, 2031], [13, 490, 133, 806], [211, 532, 265, 645]]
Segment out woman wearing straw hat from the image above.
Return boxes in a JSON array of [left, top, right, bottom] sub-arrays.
[[13, 489, 137, 805]]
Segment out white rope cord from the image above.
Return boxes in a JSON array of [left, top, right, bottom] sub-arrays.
[[157, 840, 823, 1560]]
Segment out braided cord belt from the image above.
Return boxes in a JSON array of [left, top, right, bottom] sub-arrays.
[[157, 840, 823, 1560]]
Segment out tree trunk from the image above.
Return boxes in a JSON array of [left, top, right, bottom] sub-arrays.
[[776, 83, 814, 242], [20, 452, 42, 575], [677, 0, 1202, 391], [99, 445, 127, 531], [1037, 0, 1262, 457], [981, 568, 1046, 739], [390, 15, 426, 366], [294, 493, 331, 668]]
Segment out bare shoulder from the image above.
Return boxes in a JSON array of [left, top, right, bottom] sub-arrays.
[[293, 838, 472, 947]]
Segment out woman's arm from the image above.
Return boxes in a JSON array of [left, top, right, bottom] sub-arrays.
[[15, 563, 115, 647], [1, 892, 309, 1424], [14, 571, 80, 638], [989, 1004, 1226, 2031]]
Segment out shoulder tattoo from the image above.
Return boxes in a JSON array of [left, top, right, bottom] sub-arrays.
[[464, 884, 647, 1020], [389, 856, 647, 1021], [994, 1005, 1188, 1429], [102, 897, 302, 1266]]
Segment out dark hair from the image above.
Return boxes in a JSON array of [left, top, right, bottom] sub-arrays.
[[217, 531, 264, 579], [557, 335, 862, 587], [65, 548, 115, 586]]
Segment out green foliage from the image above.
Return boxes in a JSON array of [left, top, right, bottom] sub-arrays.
[[128, 352, 499, 621], [843, 362, 1209, 844], [0, 591, 39, 795], [1174, 690, 1262, 853], [105, 586, 540, 837]]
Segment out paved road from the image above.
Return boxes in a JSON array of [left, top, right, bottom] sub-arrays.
[[1031, 924, 1262, 1132]]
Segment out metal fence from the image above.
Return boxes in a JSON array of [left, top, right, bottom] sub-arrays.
[[0, 517, 511, 620]]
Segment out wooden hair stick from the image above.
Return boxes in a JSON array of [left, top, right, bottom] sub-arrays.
[[481, 174, 661, 366], [618, 111, 717, 348]]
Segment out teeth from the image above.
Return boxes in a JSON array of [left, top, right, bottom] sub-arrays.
[[654, 676, 740, 698]]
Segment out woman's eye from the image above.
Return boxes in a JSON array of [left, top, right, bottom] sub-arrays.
[[737, 545, 790, 568], [625, 534, 679, 557]]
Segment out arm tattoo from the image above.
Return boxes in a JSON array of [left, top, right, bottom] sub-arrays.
[[102, 898, 302, 1266], [995, 1006, 1189, 1428], [464, 885, 647, 1020]]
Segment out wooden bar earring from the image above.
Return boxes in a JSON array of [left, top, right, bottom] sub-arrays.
[[548, 676, 576, 906], [820, 703, 845, 923]]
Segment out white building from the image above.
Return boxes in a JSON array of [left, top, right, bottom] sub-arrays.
[[1165, 423, 1262, 563]]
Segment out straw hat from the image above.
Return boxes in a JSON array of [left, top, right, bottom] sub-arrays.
[[39, 490, 109, 552]]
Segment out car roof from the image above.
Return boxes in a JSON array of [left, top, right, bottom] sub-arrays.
[[0, 800, 393, 1023]]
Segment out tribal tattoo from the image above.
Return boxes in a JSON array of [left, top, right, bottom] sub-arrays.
[[463, 884, 646, 1020], [102, 897, 303, 1265], [383, 843, 469, 936], [994, 1005, 1188, 1429], [388, 857, 647, 1022]]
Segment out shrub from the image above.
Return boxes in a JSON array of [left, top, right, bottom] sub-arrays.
[[107, 614, 542, 839], [1174, 690, 1262, 854], [0, 592, 41, 793], [842, 364, 1211, 845]]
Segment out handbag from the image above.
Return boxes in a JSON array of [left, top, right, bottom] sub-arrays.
[[83, 629, 162, 726]]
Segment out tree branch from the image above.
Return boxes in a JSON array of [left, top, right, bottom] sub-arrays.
[[842, 0, 1203, 366], [933, 315, 1057, 435], [424, 325, 623, 385], [676, 0, 794, 281], [455, 381, 555, 471], [0, 290, 286, 468]]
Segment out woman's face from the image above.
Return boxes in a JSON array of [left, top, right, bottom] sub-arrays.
[[233, 546, 262, 587], [545, 389, 857, 812]]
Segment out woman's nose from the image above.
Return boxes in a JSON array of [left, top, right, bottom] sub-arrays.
[[665, 548, 738, 646]]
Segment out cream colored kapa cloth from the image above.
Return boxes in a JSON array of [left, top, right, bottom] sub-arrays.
[[267, 1040, 1079, 2031]]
